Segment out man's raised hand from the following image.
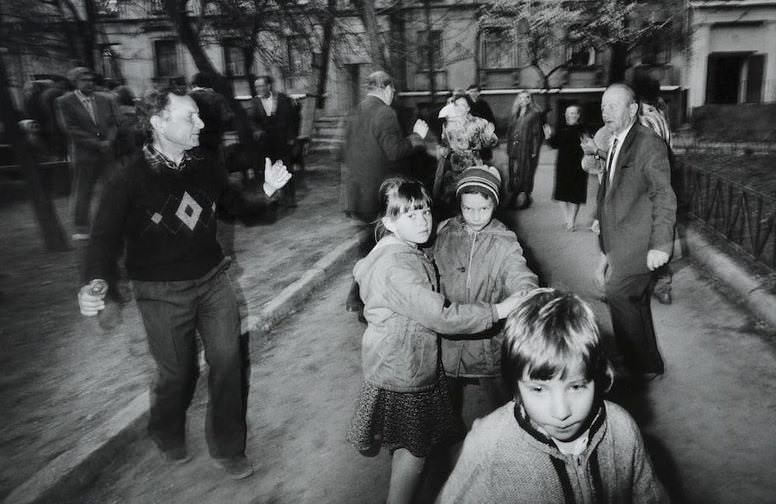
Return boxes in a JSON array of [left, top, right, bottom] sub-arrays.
[[262, 157, 292, 197]]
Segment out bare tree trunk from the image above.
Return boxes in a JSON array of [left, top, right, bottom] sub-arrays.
[[315, 0, 336, 109], [163, 0, 253, 144], [0, 56, 69, 251], [356, 0, 388, 71], [423, 0, 435, 105]]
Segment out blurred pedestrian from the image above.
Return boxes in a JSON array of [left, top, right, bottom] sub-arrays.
[[56, 67, 119, 240], [188, 72, 233, 160], [76, 86, 291, 479], [249, 75, 299, 206], [546, 104, 589, 231], [341, 70, 429, 314], [465, 84, 496, 162], [113, 85, 143, 166], [506, 91, 544, 209]]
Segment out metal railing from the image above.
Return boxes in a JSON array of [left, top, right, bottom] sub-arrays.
[[679, 161, 776, 271]]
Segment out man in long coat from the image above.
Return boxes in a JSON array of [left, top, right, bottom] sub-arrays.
[[341, 70, 427, 221], [341, 70, 428, 312]]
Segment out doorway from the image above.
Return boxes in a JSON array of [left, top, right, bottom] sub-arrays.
[[706, 52, 765, 104]]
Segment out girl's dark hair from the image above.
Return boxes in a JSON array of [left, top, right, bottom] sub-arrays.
[[374, 177, 431, 240], [502, 288, 613, 398]]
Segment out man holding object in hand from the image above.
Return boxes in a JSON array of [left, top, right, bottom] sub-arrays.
[[77, 87, 290, 479]]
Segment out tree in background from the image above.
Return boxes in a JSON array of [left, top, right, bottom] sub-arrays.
[[479, 0, 689, 98]]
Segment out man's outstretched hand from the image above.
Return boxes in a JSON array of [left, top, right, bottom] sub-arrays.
[[263, 157, 292, 197]]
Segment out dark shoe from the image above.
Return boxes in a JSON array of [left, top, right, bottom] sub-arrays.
[[213, 455, 254, 480], [161, 445, 191, 465], [653, 290, 672, 305]]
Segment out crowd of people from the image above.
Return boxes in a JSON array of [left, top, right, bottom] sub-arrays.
[[341, 71, 676, 503], [53, 62, 677, 500]]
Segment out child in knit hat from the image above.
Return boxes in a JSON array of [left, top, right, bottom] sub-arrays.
[[437, 288, 669, 504], [433, 165, 538, 426]]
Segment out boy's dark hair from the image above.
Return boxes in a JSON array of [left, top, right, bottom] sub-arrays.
[[502, 288, 613, 397]]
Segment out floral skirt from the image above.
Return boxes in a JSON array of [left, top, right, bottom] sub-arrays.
[[346, 366, 464, 458]]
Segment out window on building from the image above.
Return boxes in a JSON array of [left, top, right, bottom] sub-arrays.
[[480, 29, 518, 69], [287, 36, 312, 74], [640, 37, 671, 66], [566, 43, 596, 68], [223, 40, 246, 78], [417, 30, 443, 71], [154, 40, 178, 79]]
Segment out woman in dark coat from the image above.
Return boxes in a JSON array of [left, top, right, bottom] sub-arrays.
[[547, 104, 588, 231]]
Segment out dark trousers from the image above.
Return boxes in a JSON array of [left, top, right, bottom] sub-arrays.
[[605, 270, 665, 375], [70, 157, 103, 233], [133, 265, 246, 458]]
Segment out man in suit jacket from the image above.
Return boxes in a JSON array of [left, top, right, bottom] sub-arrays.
[[595, 83, 676, 378], [341, 70, 429, 313], [342, 70, 428, 220], [56, 67, 118, 239], [249, 75, 299, 204]]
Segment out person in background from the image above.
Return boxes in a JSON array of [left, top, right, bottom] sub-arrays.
[[76, 87, 291, 480], [465, 84, 496, 163], [434, 96, 498, 218], [506, 91, 544, 209], [545, 104, 589, 231], [188, 72, 233, 162], [437, 288, 668, 504], [249, 74, 299, 206], [341, 70, 429, 316], [56, 67, 119, 240]]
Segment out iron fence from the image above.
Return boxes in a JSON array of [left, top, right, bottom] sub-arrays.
[[679, 161, 776, 271]]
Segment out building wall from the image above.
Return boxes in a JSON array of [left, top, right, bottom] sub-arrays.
[[688, 2, 776, 110]]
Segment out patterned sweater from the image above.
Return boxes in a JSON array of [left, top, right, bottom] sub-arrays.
[[437, 400, 669, 504], [86, 146, 276, 282]]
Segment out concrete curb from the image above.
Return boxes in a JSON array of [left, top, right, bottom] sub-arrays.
[[683, 224, 776, 329], [3, 228, 370, 504]]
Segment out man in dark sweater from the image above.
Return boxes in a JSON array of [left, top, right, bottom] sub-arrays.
[[76, 87, 291, 479]]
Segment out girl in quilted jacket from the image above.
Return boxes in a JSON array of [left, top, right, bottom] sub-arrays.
[[346, 176, 524, 504], [433, 166, 538, 426]]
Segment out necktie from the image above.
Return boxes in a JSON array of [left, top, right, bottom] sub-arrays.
[[606, 137, 619, 186], [82, 97, 96, 123]]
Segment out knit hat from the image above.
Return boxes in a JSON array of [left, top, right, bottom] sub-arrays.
[[456, 166, 502, 204]]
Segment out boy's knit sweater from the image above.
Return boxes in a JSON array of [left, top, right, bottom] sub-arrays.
[[437, 400, 669, 504], [85, 146, 276, 283]]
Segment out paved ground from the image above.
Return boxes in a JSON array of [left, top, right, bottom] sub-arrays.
[[0, 154, 361, 501], [63, 146, 776, 504]]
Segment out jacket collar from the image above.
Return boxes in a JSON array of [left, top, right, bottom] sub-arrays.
[[512, 399, 607, 457]]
